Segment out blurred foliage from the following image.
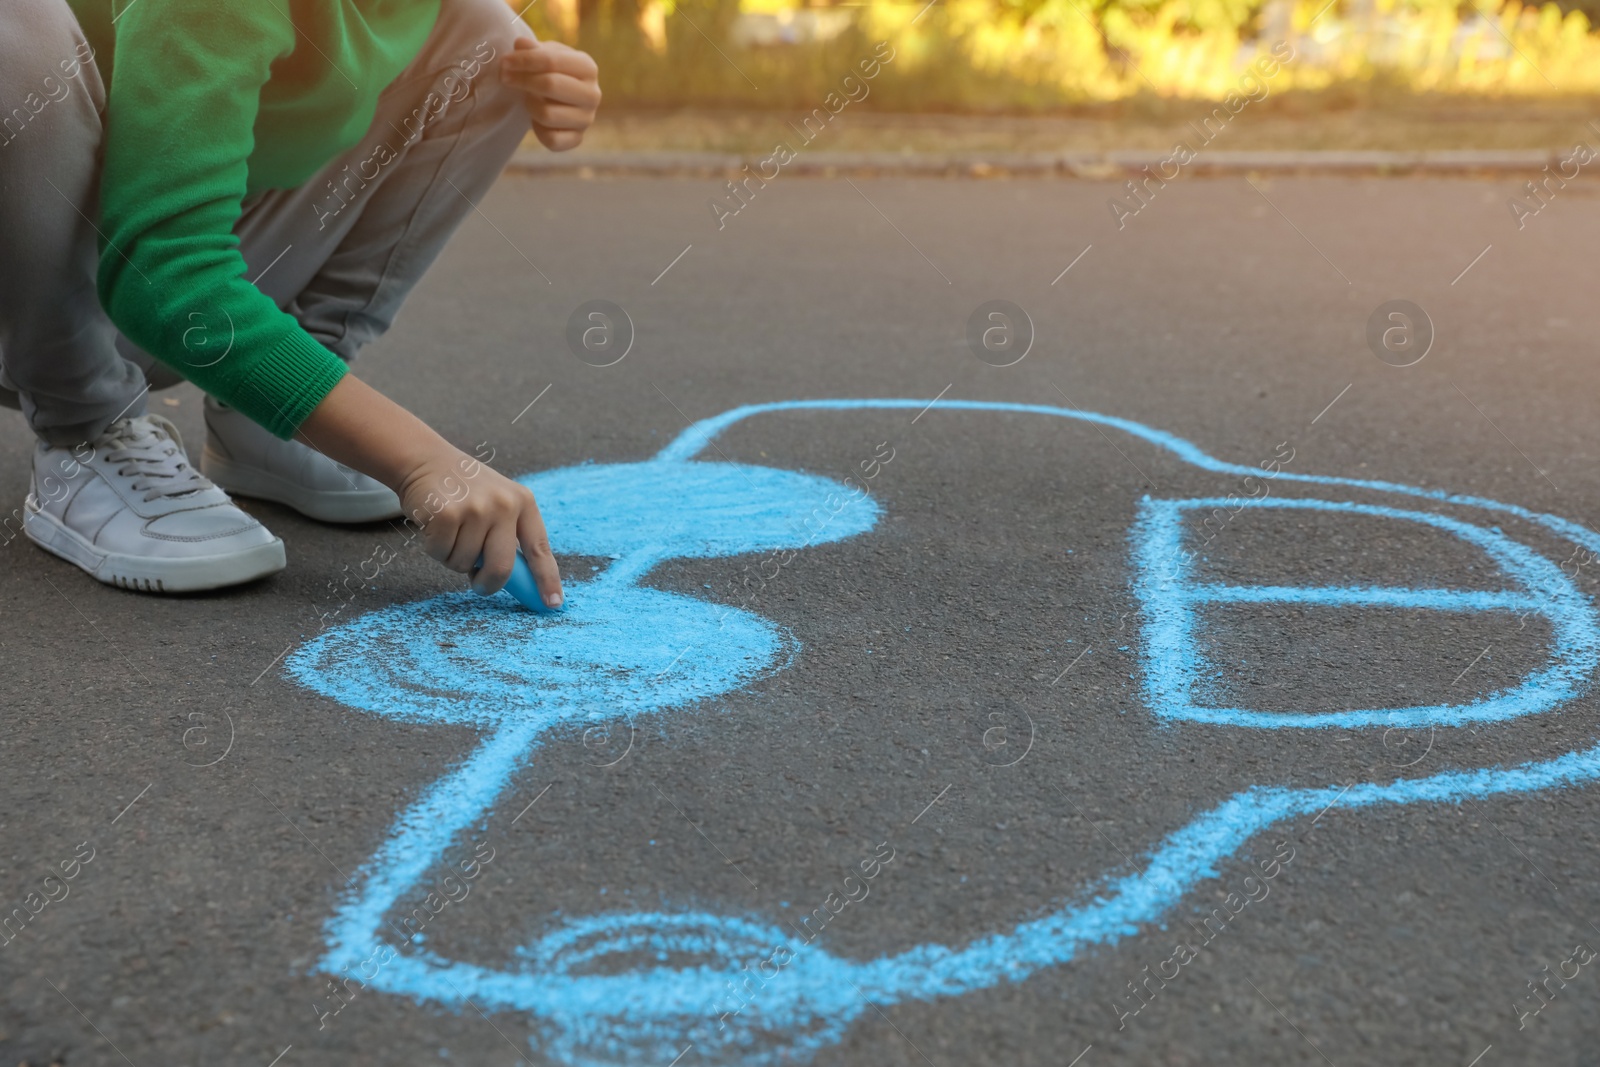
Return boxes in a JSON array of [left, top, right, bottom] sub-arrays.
[[519, 0, 1600, 110]]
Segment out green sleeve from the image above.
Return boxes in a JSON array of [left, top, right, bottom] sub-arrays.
[[95, 1, 348, 440]]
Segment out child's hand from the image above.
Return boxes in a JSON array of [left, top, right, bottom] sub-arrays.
[[499, 38, 601, 152], [398, 452, 564, 605], [295, 375, 563, 605]]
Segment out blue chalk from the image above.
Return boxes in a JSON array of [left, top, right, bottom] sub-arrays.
[[474, 550, 557, 613], [504, 551, 555, 613]]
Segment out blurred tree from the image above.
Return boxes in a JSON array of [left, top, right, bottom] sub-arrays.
[[1551, 0, 1600, 16], [519, 0, 1600, 108]]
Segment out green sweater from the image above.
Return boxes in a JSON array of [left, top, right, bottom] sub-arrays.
[[70, 0, 440, 438]]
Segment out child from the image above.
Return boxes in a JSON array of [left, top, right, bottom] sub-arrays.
[[0, 0, 600, 605]]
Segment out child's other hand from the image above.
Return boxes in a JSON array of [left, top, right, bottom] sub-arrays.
[[398, 451, 564, 607], [500, 38, 600, 152]]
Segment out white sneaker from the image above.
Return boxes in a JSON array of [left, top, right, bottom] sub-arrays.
[[24, 415, 286, 593], [200, 399, 402, 523]]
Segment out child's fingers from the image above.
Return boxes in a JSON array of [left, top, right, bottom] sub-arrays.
[[534, 126, 584, 152], [471, 522, 519, 596], [506, 71, 602, 110], [524, 101, 594, 131], [501, 39, 599, 81], [443, 514, 492, 574], [412, 510, 459, 565], [516, 502, 564, 609]]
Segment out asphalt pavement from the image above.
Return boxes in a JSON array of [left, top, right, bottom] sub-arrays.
[[5, 170, 1600, 1067]]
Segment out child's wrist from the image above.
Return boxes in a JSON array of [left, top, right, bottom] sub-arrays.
[[296, 375, 454, 494]]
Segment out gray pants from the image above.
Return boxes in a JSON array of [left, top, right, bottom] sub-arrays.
[[0, 0, 534, 446]]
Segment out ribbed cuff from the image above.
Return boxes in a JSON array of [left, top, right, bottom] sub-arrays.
[[232, 328, 349, 440]]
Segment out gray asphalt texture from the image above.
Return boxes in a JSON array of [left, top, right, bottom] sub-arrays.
[[6, 171, 1600, 1067]]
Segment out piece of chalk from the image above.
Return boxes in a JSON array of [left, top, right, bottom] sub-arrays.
[[474, 551, 558, 613]]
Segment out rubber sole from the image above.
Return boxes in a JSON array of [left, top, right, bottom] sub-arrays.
[[24, 505, 286, 593], [201, 447, 403, 524]]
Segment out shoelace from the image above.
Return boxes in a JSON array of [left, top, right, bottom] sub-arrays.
[[98, 416, 213, 502]]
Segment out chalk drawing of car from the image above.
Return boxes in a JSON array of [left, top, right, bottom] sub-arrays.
[[289, 399, 1600, 1065]]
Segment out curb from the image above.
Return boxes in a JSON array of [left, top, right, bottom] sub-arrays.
[[508, 148, 1552, 178]]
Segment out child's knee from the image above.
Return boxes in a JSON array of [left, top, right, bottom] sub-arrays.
[[436, 0, 536, 68]]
